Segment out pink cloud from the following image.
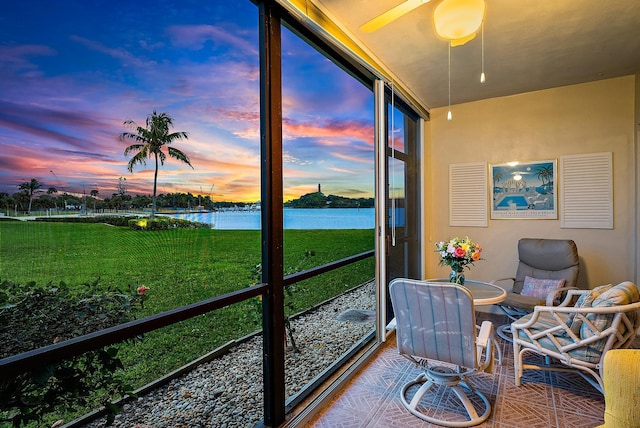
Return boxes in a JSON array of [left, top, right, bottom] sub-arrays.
[[328, 167, 357, 174], [331, 152, 371, 164], [283, 118, 373, 144]]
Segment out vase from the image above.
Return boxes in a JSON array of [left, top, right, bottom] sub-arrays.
[[449, 269, 465, 285]]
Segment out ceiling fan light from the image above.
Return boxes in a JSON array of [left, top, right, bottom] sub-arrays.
[[434, 0, 485, 45], [450, 33, 476, 47]]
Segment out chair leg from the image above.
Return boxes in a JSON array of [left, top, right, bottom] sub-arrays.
[[407, 376, 436, 409], [493, 337, 503, 366], [497, 324, 513, 342], [513, 339, 522, 386], [400, 372, 492, 427], [451, 384, 490, 423]]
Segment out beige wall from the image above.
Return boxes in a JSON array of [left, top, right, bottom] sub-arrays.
[[424, 76, 638, 290]]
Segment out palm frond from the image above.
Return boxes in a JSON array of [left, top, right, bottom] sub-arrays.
[[166, 131, 188, 142], [123, 144, 145, 156], [167, 147, 193, 168], [127, 152, 148, 172]]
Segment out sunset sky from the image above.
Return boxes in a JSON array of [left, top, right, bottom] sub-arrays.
[[0, 0, 375, 202]]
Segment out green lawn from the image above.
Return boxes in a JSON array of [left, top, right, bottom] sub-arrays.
[[0, 221, 375, 386]]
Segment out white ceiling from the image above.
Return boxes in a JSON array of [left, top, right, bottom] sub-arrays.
[[314, 0, 640, 110]]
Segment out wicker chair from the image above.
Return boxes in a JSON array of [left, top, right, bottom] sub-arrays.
[[511, 282, 640, 393], [389, 278, 497, 427]]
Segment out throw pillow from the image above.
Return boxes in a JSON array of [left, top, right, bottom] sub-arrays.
[[521, 276, 565, 300], [568, 283, 613, 335], [592, 281, 640, 307], [581, 282, 640, 344]]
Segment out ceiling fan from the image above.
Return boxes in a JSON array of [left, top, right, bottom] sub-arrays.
[[359, 0, 486, 47], [360, 0, 488, 122]]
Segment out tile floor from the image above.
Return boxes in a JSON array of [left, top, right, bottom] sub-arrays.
[[308, 313, 609, 428]]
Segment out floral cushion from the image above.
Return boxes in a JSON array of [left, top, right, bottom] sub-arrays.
[[568, 284, 613, 334], [520, 276, 565, 300]]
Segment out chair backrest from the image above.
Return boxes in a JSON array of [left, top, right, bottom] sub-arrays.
[[389, 278, 478, 368], [513, 238, 579, 294]]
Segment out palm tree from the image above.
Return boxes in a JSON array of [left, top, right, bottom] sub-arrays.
[[119, 111, 193, 216], [535, 165, 554, 193], [47, 187, 58, 211], [90, 189, 99, 212], [493, 171, 503, 193], [19, 178, 43, 214], [0, 192, 12, 216]]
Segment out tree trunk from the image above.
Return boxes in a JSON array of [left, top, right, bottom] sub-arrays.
[[152, 152, 159, 217]]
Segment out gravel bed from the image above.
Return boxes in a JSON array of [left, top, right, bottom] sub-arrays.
[[82, 281, 376, 428]]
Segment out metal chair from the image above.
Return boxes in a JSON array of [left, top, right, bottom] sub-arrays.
[[389, 278, 497, 427], [491, 238, 579, 340]]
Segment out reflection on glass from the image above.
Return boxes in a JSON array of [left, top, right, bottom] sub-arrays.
[[388, 157, 406, 228], [280, 25, 375, 401], [388, 103, 406, 153]]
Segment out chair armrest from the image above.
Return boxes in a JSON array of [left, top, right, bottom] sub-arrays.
[[512, 299, 640, 329], [476, 320, 496, 370], [546, 286, 579, 306], [511, 300, 640, 362], [555, 288, 590, 307], [489, 277, 515, 291], [477, 320, 492, 348]]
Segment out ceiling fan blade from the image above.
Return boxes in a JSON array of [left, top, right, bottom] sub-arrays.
[[360, 0, 431, 32]]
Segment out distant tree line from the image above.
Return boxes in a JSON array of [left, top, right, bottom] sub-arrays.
[[1, 181, 371, 216], [284, 192, 374, 209], [0, 185, 222, 215], [0, 182, 258, 215]]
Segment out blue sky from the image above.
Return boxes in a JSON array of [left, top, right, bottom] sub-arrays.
[[0, 0, 374, 202]]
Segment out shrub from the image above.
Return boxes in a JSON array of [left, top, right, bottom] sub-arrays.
[[128, 216, 209, 230], [31, 215, 209, 229], [0, 279, 148, 427], [35, 216, 138, 227]]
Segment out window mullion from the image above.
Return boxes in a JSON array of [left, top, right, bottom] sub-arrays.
[[259, 0, 286, 426]]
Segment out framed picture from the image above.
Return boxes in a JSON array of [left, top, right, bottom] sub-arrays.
[[490, 159, 557, 219]]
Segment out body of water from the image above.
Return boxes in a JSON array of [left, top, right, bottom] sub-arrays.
[[169, 208, 374, 230]]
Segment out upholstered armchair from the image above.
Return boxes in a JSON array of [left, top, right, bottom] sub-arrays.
[[389, 278, 497, 427], [596, 349, 640, 427], [511, 281, 640, 393], [491, 238, 580, 339]]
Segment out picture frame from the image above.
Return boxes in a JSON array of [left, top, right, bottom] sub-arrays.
[[490, 159, 557, 219]]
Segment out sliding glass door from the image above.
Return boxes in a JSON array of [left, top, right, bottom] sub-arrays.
[[384, 91, 422, 321]]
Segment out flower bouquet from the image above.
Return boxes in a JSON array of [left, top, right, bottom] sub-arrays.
[[435, 237, 483, 285]]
